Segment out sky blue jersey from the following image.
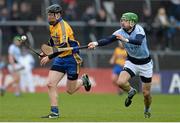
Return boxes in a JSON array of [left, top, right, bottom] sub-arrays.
[[113, 24, 150, 59], [8, 44, 21, 63]]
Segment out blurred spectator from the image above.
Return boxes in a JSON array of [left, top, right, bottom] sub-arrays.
[[142, 3, 152, 34], [5, 0, 13, 12], [64, 0, 77, 21], [9, 1, 33, 36], [18, 2, 34, 47], [166, 16, 179, 49], [0, 0, 5, 8], [153, 7, 170, 50], [11, 1, 19, 20], [19, 1, 33, 20], [95, 8, 106, 40], [17, 1, 33, 35], [81, 5, 96, 44], [170, 0, 180, 21], [10, 2, 20, 38], [19, 47, 35, 93], [0, 0, 6, 12], [169, 0, 180, 29], [141, 1, 154, 50], [103, 0, 116, 22], [0, 0, 9, 22], [0, 7, 9, 22]]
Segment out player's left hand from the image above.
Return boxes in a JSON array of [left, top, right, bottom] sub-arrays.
[[40, 56, 50, 66]]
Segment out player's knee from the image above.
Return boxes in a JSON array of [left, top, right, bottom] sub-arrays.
[[112, 78, 117, 85], [46, 82, 51, 87], [47, 82, 56, 88], [116, 78, 126, 86], [143, 90, 151, 98], [112, 80, 117, 86]]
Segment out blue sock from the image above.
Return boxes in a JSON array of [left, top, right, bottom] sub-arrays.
[[144, 107, 150, 112], [51, 106, 59, 114]]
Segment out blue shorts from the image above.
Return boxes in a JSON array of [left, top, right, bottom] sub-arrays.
[[112, 64, 123, 75], [50, 54, 82, 80]]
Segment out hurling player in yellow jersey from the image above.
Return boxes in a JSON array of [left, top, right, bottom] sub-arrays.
[[40, 4, 91, 118], [109, 42, 127, 93]]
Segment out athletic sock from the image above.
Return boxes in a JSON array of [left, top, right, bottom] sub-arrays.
[[128, 87, 134, 93], [51, 106, 59, 114], [144, 107, 150, 112]]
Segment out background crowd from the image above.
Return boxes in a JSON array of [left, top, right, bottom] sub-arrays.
[[0, 0, 179, 68]]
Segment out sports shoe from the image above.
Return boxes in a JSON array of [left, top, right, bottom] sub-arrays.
[[125, 88, 137, 107], [81, 74, 91, 91], [41, 112, 59, 119], [144, 111, 151, 118]]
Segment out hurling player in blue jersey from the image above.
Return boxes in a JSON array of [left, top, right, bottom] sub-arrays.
[[88, 12, 153, 118]]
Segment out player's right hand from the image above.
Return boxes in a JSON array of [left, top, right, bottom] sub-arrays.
[[88, 42, 98, 49], [39, 52, 45, 59], [40, 56, 50, 66], [115, 34, 129, 42]]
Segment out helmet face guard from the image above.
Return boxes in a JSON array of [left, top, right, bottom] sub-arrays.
[[46, 4, 62, 25]]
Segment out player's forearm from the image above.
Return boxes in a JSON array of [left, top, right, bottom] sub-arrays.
[[48, 52, 60, 59], [96, 35, 117, 46], [127, 34, 144, 45]]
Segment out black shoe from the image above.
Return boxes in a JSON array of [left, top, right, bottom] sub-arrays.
[[144, 111, 151, 118], [0, 88, 5, 96], [125, 88, 137, 107], [82, 74, 91, 91], [41, 112, 59, 119]]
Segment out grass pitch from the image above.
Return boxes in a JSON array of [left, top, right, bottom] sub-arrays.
[[0, 93, 180, 122]]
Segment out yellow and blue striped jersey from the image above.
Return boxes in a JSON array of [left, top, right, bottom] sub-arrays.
[[49, 18, 80, 57], [113, 47, 127, 66]]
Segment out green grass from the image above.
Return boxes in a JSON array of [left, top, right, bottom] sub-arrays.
[[0, 93, 180, 122]]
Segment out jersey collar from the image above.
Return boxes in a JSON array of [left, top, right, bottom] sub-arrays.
[[53, 17, 63, 26], [57, 17, 63, 22], [123, 25, 136, 35]]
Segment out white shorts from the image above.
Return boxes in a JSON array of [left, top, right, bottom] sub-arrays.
[[124, 60, 153, 79]]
